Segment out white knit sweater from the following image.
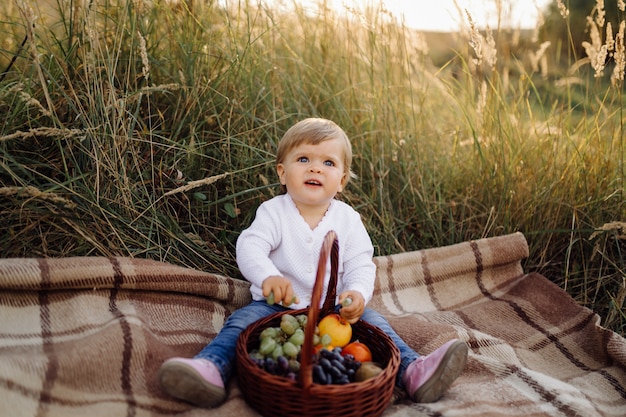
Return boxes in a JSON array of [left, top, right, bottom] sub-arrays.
[[236, 194, 376, 309]]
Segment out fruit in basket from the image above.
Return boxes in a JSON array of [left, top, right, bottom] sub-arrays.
[[259, 326, 280, 340], [288, 328, 305, 346], [280, 314, 299, 336], [259, 337, 277, 356], [250, 313, 306, 378], [311, 347, 361, 384], [320, 333, 332, 348], [354, 361, 384, 382], [271, 344, 284, 360], [341, 340, 372, 363], [250, 312, 366, 385], [313, 343, 335, 355], [317, 313, 352, 348], [296, 314, 307, 327], [282, 341, 299, 359]]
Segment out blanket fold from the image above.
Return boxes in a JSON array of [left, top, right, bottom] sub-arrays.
[[0, 232, 624, 417]]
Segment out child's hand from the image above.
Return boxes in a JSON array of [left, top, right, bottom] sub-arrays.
[[262, 276, 299, 306], [338, 291, 365, 324]]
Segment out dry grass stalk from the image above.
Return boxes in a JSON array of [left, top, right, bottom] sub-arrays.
[[484, 28, 497, 70], [163, 173, 230, 196], [554, 76, 584, 88], [465, 10, 497, 72], [606, 22, 615, 52], [0, 186, 76, 208], [580, 0, 626, 85], [590, 221, 626, 240], [595, 0, 606, 28], [138, 31, 150, 82], [0, 127, 86, 142], [476, 80, 488, 127], [140, 83, 181, 93], [15, 0, 55, 118], [466, 10, 483, 67], [582, 17, 608, 77], [612, 21, 626, 86], [556, 0, 570, 19], [5, 83, 52, 117], [529, 41, 552, 74]]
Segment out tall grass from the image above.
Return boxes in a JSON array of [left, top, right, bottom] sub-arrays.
[[0, 0, 624, 335]]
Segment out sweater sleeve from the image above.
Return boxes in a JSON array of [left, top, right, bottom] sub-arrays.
[[336, 209, 376, 305], [235, 203, 283, 291]]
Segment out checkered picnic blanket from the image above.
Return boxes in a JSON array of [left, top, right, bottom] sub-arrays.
[[1, 232, 625, 416]]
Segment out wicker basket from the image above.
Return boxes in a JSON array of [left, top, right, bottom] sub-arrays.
[[236, 230, 401, 417]]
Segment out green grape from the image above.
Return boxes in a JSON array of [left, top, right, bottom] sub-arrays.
[[321, 333, 332, 347], [282, 341, 298, 359], [281, 320, 297, 336], [288, 328, 305, 346], [259, 337, 277, 356], [282, 314, 299, 327], [296, 314, 308, 327], [260, 326, 280, 340], [266, 291, 275, 305], [271, 344, 284, 360], [280, 315, 299, 336]]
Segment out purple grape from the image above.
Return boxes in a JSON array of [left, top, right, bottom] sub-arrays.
[[277, 355, 289, 374], [264, 357, 277, 374], [313, 364, 327, 384]]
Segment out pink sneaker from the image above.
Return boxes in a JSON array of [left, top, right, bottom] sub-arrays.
[[158, 357, 226, 408], [403, 339, 468, 403]]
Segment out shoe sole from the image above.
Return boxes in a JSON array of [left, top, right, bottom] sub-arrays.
[[412, 340, 468, 403], [158, 361, 226, 408]]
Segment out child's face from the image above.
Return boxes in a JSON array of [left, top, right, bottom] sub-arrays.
[[276, 137, 347, 211]]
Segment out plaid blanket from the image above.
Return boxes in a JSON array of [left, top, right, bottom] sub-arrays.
[[1, 232, 625, 417]]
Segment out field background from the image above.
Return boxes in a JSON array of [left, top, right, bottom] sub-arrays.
[[1, 0, 624, 336]]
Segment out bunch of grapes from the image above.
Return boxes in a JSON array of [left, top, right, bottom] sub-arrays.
[[248, 313, 362, 385], [248, 313, 308, 381], [312, 347, 361, 385]]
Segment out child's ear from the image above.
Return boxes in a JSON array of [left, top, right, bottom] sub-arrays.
[[276, 163, 286, 185], [337, 172, 347, 192]]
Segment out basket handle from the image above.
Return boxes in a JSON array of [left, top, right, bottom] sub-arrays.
[[299, 230, 339, 390]]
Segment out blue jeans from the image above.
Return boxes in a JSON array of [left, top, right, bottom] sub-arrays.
[[195, 301, 420, 388]]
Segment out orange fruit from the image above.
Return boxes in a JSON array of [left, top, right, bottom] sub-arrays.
[[313, 344, 335, 354], [342, 340, 372, 362], [317, 313, 352, 348]]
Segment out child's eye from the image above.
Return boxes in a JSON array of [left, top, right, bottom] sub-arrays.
[[297, 156, 309, 163], [324, 160, 335, 167]]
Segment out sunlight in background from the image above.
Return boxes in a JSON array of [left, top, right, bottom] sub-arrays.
[[369, 0, 553, 31], [275, 0, 553, 32]]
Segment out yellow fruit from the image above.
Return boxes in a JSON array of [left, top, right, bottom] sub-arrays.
[[317, 313, 352, 348]]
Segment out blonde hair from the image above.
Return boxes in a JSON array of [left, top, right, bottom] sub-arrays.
[[276, 118, 355, 194]]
